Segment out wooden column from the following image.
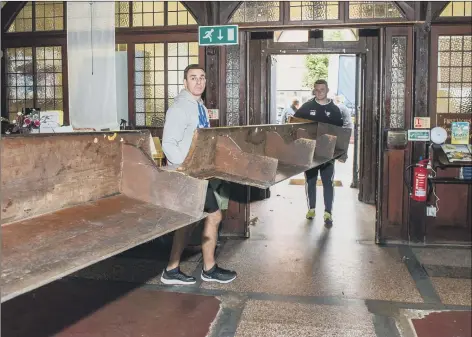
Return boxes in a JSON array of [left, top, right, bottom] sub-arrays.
[[204, 2, 221, 112], [408, 21, 431, 243], [201, 2, 249, 238]]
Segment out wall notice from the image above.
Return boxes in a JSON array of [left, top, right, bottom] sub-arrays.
[[414, 117, 430, 129], [408, 129, 430, 141], [208, 109, 219, 119], [436, 113, 472, 144]]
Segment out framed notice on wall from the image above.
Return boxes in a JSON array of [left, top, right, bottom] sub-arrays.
[[436, 113, 472, 144]]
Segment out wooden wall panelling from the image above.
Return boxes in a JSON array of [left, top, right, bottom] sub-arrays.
[[358, 33, 380, 205]]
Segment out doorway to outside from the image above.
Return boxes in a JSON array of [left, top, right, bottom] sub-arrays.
[[268, 52, 361, 191]]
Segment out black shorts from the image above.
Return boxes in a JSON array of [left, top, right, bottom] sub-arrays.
[[204, 184, 219, 214]]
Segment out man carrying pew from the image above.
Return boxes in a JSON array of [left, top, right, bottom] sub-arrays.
[[161, 64, 237, 285]]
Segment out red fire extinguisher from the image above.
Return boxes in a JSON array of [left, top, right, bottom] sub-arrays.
[[405, 158, 430, 202]]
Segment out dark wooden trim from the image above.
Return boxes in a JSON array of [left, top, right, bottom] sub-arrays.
[[239, 31, 248, 126], [2, 33, 66, 47], [408, 22, 431, 243], [219, 46, 227, 127], [340, 1, 348, 22], [1, 52, 6, 119], [127, 44, 135, 127], [115, 25, 198, 36], [433, 16, 472, 24], [179, 1, 205, 25], [116, 31, 197, 43], [219, 1, 242, 24], [61, 43, 69, 125], [358, 33, 380, 205], [1, 1, 27, 33], [394, 1, 415, 21], [430, 1, 452, 21], [32, 47, 38, 116]]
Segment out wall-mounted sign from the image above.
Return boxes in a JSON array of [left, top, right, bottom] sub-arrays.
[[207, 109, 219, 119], [437, 113, 472, 144], [414, 117, 430, 129], [386, 130, 408, 149], [451, 121, 470, 145], [198, 25, 239, 46], [408, 129, 430, 141]]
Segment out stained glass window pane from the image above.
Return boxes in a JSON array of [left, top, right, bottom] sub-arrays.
[[440, 1, 472, 17], [289, 1, 339, 21], [133, 1, 165, 26], [226, 45, 240, 126], [167, 1, 197, 25], [115, 2, 130, 27], [134, 42, 199, 126], [7, 2, 66, 32], [35, 2, 64, 31], [230, 1, 280, 23], [436, 35, 472, 114], [389, 37, 407, 128], [5, 46, 64, 119], [349, 1, 403, 19], [6, 48, 34, 118]]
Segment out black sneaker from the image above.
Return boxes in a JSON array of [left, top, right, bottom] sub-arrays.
[[201, 264, 237, 284], [160, 267, 196, 285]]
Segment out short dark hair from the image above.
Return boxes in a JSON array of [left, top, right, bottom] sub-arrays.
[[184, 64, 205, 80], [314, 79, 328, 87]]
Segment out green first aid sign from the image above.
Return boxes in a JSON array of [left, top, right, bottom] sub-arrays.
[[198, 25, 239, 46]]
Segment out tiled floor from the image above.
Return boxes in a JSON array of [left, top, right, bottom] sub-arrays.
[[2, 155, 471, 337], [235, 300, 377, 337]]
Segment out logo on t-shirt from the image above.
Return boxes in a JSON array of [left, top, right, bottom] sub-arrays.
[[326, 111, 331, 117], [309, 110, 317, 116]]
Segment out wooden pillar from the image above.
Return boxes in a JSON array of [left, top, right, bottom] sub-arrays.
[[408, 21, 431, 243], [202, 2, 248, 238], [204, 2, 220, 112]]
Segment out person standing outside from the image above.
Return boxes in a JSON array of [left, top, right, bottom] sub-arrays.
[[161, 64, 237, 285], [281, 98, 300, 124], [293, 79, 344, 227]]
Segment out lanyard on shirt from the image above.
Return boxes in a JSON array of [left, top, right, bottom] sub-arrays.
[[198, 103, 210, 128]]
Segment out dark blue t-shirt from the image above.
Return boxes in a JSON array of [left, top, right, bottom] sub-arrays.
[[294, 99, 344, 127]]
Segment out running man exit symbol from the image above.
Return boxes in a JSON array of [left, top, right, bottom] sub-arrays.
[[203, 28, 214, 42], [198, 25, 239, 46]]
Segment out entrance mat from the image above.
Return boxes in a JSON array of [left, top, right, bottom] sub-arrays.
[[411, 310, 471, 337], [289, 178, 343, 187], [2, 278, 220, 337]]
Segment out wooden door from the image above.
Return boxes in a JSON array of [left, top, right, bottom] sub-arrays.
[[377, 27, 414, 242]]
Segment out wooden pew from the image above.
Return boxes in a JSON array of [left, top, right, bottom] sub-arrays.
[[176, 122, 351, 189], [1, 131, 207, 302]]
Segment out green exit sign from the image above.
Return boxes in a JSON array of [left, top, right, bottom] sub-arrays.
[[198, 25, 239, 46]]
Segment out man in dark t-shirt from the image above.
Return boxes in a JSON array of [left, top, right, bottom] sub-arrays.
[[294, 79, 344, 228]]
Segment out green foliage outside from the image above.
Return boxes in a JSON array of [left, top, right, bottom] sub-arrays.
[[302, 54, 329, 88]]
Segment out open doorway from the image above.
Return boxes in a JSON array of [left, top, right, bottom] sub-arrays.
[[268, 52, 361, 190]]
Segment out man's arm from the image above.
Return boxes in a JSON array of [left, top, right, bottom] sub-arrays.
[[162, 107, 188, 165], [339, 104, 353, 129]]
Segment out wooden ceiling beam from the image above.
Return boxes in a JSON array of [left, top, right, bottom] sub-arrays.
[[219, 1, 242, 24], [430, 1, 450, 20], [394, 1, 415, 21], [2, 1, 27, 33]]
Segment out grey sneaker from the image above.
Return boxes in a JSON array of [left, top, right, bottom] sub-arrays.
[[160, 267, 196, 285], [201, 264, 237, 284]]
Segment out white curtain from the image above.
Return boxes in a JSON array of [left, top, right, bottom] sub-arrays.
[[67, 2, 119, 130]]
